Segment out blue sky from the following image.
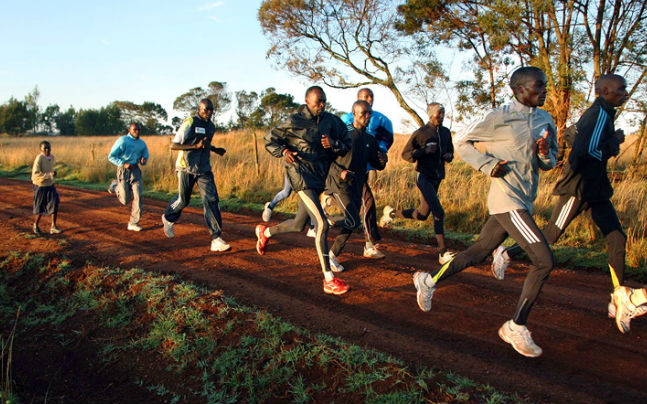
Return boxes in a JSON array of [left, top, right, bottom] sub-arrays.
[[0, 0, 421, 132]]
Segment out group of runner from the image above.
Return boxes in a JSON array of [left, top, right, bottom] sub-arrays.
[[30, 67, 646, 358]]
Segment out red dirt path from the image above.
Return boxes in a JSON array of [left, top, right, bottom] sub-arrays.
[[1, 177, 645, 404]]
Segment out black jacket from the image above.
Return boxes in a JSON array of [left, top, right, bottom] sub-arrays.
[[326, 124, 386, 196], [553, 97, 621, 202], [401, 123, 453, 180], [265, 105, 351, 192]]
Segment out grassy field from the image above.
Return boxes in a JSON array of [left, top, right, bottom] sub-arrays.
[[0, 131, 645, 273]]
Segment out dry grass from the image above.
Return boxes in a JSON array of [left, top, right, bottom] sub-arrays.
[[1, 131, 645, 268]]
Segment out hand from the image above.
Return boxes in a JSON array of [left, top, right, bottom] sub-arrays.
[[490, 160, 508, 177], [140, 157, 147, 165], [321, 134, 331, 149], [340, 170, 355, 181], [283, 149, 297, 164], [442, 152, 453, 162], [213, 147, 226, 156], [614, 129, 625, 144], [536, 130, 550, 157], [123, 162, 131, 169], [196, 137, 207, 149], [377, 151, 388, 166], [424, 141, 438, 154]]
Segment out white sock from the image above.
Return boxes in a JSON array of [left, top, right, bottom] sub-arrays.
[[264, 228, 271, 238], [324, 271, 334, 282], [509, 320, 525, 330], [365, 241, 374, 249]]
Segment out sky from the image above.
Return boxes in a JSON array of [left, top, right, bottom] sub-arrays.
[[0, 0, 432, 133]]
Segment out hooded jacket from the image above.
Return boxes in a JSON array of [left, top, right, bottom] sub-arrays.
[[553, 97, 621, 202], [265, 105, 351, 192], [455, 98, 558, 215]]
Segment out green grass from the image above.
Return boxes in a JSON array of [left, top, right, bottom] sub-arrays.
[[0, 244, 530, 404]]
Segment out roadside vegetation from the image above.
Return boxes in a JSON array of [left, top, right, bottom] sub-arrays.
[[1, 132, 644, 279], [0, 234, 527, 403]]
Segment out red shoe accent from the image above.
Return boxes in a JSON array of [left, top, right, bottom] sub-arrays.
[[255, 224, 269, 255], [323, 277, 350, 295]]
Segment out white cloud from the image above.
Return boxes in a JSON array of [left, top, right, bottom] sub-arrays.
[[208, 15, 221, 22], [198, 2, 224, 11]]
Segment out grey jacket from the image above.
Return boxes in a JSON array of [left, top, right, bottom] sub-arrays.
[[455, 98, 558, 215]]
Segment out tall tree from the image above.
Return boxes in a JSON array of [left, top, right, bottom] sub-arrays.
[[55, 107, 76, 135], [112, 101, 168, 134], [259, 88, 298, 128], [24, 86, 40, 133], [0, 98, 30, 135], [235, 90, 262, 129], [173, 81, 232, 122], [40, 104, 60, 134], [258, 0, 444, 126]]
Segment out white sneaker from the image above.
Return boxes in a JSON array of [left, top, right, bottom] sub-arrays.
[[498, 320, 542, 357], [413, 271, 435, 312], [363, 244, 385, 259], [162, 214, 174, 238], [608, 296, 647, 319], [322, 194, 334, 208], [378, 205, 395, 228], [491, 245, 510, 280], [127, 223, 142, 232], [612, 286, 645, 334], [329, 251, 344, 272], [262, 202, 273, 222], [438, 251, 456, 265], [211, 237, 231, 252], [108, 179, 118, 194], [306, 227, 316, 238]]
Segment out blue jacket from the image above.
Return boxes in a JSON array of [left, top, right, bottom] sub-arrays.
[[341, 110, 393, 171], [108, 134, 149, 167]]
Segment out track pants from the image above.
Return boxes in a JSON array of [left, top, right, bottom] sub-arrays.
[[115, 165, 143, 225], [362, 177, 381, 243], [431, 210, 554, 325], [506, 195, 625, 287], [329, 191, 362, 256], [395, 173, 444, 235], [269, 174, 292, 209], [164, 170, 223, 239], [269, 189, 331, 274]]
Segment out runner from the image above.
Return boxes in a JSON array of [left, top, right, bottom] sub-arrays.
[[490, 74, 647, 333], [31, 140, 62, 235], [326, 100, 387, 272], [341, 88, 393, 258], [108, 122, 149, 231], [255, 86, 352, 295], [379, 103, 454, 264], [412, 66, 558, 358], [161, 98, 230, 252]]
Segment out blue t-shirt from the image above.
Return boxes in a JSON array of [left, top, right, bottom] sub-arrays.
[[108, 134, 149, 167]]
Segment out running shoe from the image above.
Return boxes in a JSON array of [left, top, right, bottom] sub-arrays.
[[49, 226, 62, 234], [378, 205, 395, 228], [255, 224, 269, 255], [329, 251, 344, 272], [306, 227, 316, 238], [108, 179, 118, 194], [413, 271, 435, 312], [491, 245, 510, 280], [363, 244, 385, 259], [211, 237, 231, 252], [127, 223, 142, 232], [262, 202, 272, 222], [33, 223, 41, 236], [438, 251, 456, 265], [612, 286, 644, 334], [498, 320, 543, 358], [162, 214, 174, 238], [608, 294, 647, 319], [323, 277, 350, 295]]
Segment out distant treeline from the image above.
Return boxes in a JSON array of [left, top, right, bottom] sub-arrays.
[[0, 83, 299, 136]]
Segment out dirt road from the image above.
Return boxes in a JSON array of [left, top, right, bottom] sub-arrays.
[[1, 177, 644, 403]]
